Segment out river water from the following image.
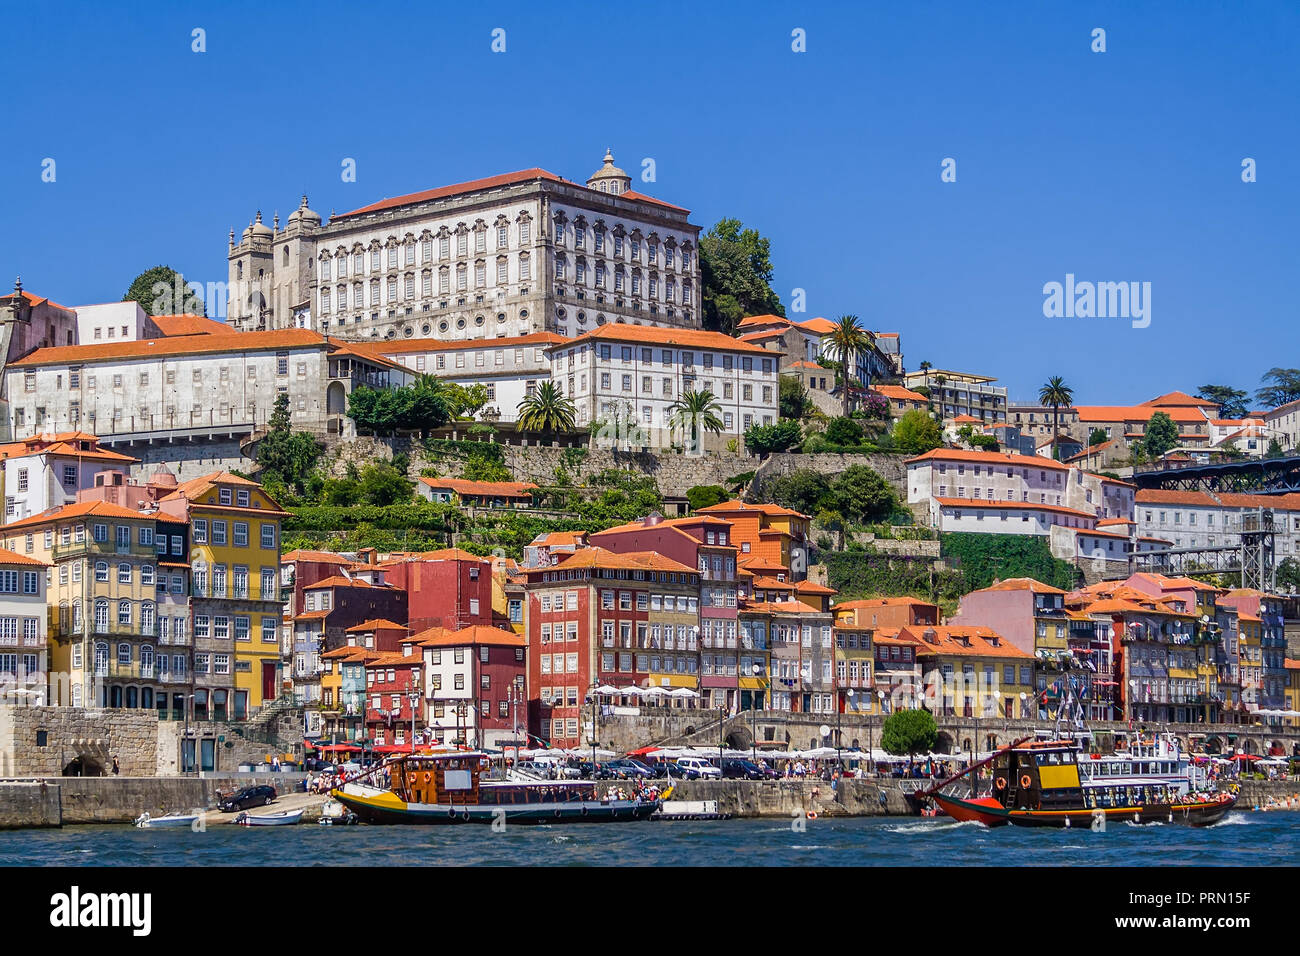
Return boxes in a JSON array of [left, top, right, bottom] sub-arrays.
[[2, 810, 1294, 866]]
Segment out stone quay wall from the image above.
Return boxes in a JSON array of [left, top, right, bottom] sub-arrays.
[[0, 706, 159, 778], [0, 781, 63, 829]]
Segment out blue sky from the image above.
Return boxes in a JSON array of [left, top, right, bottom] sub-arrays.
[[1, 1, 1295, 406]]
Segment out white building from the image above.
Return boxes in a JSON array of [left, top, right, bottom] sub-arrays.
[[225, 151, 702, 344], [0, 432, 137, 524], [903, 369, 1007, 423], [3, 329, 412, 444], [1263, 400, 1300, 453], [1135, 489, 1300, 558], [906, 448, 1134, 524], [361, 332, 567, 422], [73, 302, 161, 345], [0, 548, 50, 706], [547, 325, 781, 450]]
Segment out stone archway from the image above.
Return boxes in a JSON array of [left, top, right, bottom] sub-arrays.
[[724, 727, 752, 750], [1242, 738, 1258, 755], [1204, 736, 1223, 754], [327, 381, 347, 415], [1269, 739, 1286, 756], [935, 731, 956, 755], [63, 756, 103, 777]]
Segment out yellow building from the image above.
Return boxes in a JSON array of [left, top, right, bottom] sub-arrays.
[[159, 472, 286, 717], [3, 501, 186, 713], [1286, 659, 1300, 728]]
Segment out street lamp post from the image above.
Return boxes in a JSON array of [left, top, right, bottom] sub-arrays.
[[840, 688, 854, 771], [407, 689, 420, 755], [872, 689, 885, 777], [718, 704, 725, 771], [751, 663, 762, 765]]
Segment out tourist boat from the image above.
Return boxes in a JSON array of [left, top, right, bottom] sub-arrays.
[[330, 751, 660, 825], [926, 733, 1237, 828], [134, 811, 201, 829], [234, 808, 304, 827]]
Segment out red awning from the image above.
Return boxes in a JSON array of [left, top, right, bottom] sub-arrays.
[[316, 743, 363, 752], [626, 746, 661, 757], [1234, 753, 1261, 762]]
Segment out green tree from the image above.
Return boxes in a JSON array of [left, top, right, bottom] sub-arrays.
[[824, 315, 873, 396], [124, 265, 206, 316], [1142, 411, 1180, 458], [1277, 557, 1300, 592], [1265, 437, 1285, 459], [767, 469, 834, 516], [893, 409, 943, 454], [698, 218, 784, 334], [744, 419, 802, 456], [881, 708, 938, 761], [321, 476, 363, 506], [1037, 375, 1074, 459], [1088, 428, 1108, 447], [256, 394, 323, 496], [1257, 368, 1300, 409], [1197, 384, 1249, 420], [779, 374, 812, 421], [358, 461, 414, 506], [824, 416, 865, 446], [668, 388, 725, 451], [516, 381, 577, 433], [443, 381, 489, 420], [831, 465, 896, 523], [686, 484, 729, 511]]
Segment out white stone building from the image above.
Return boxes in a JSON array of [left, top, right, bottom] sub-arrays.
[[547, 325, 781, 449], [73, 302, 162, 345], [3, 329, 412, 446], [903, 369, 1007, 423], [225, 151, 702, 344], [0, 433, 137, 524], [363, 332, 567, 423], [1135, 489, 1300, 559], [0, 548, 50, 706]]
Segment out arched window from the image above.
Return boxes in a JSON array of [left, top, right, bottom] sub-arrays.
[[94, 600, 109, 631], [118, 600, 131, 625], [117, 642, 131, 664], [141, 603, 155, 634], [95, 561, 108, 583], [141, 645, 154, 677], [141, 687, 153, 709], [72, 600, 82, 629], [94, 642, 108, 675]]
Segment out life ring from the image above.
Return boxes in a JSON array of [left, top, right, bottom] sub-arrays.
[[807, 811, 818, 820], [423, 772, 432, 785], [461, 809, 471, 821], [580, 805, 589, 816], [1020, 775, 1032, 789], [554, 808, 562, 818], [995, 777, 1007, 791], [447, 807, 456, 818]]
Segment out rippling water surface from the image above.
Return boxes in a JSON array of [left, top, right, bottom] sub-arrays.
[[1, 811, 1294, 866]]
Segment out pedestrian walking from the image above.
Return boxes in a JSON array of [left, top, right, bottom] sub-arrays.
[[112, 756, 120, 776]]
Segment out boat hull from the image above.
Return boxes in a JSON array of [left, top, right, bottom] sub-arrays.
[[235, 810, 303, 826], [135, 813, 200, 829], [332, 788, 660, 825], [932, 792, 1236, 828]]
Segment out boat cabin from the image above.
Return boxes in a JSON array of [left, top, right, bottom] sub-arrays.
[[991, 741, 1084, 811], [393, 753, 487, 807]]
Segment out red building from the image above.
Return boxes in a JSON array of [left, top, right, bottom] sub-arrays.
[[376, 549, 493, 634], [282, 549, 355, 617], [364, 649, 424, 749], [411, 625, 527, 749], [522, 547, 699, 749]]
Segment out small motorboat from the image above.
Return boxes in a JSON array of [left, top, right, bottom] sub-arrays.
[[134, 811, 201, 829], [234, 808, 304, 827], [318, 799, 357, 826]]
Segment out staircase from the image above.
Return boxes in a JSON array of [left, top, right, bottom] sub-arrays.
[[226, 695, 303, 748]]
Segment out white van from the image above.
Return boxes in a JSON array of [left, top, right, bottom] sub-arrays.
[[674, 756, 722, 778]]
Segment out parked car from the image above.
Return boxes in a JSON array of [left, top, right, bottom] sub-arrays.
[[674, 756, 722, 778], [576, 761, 619, 780], [722, 758, 776, 780], [218, 785, 277, 812], [648, 761, 697, 780], [607, 758, 657, 778]]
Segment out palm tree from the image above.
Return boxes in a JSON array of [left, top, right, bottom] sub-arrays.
[[669, 388, 725, 452], [516, 381, 577, 433], [824, 315, 873, 407], [1038, 376, 1075, 460]]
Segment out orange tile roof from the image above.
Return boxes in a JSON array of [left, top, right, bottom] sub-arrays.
[[11, 328, 329, 367], [697, 499, 809, 519], [904, 625, 1033, 660], [1086, 472, 1135, 487], [751, 576, 795, 590], [363, 650, 422, 668], [295, 609, 331, 621], [933, 497, 1096, 520], [872, 628, 924, 647], [795, 580, 837, 594], [787, 361, 826, 370], [736, 314, 789, 329], [411, 624, 526, 648], [618, 189, 689, 212], [345, 618, 408, 633], [737, 555, 788, 573], [951, 414, 982, 424], [537, 546, 696, 575], [834, 596, 936, 610], [976, 577, 1067, 595], [530, 531, 588, 548], [737, 330, 788, 343], [9, 289, 73, 311], [152, 314, 230, 337], [418, 477, 538, 498], [368, 332, 569, 355], [872, 384, 928, 403], [336, 169, 564, 218], [1133, 489, 1218, 507], [1074, 405, 1211, 424], [1141, 391, 1218, 408], [905, 447, 1071, 471], [795, 317, 837, 335], [377, 547, 489, 565], [0, 547, 49, 567], [554, 324, 776, 355], [1064, 440, 1118, 463], [1, 499, 152, 532], [303, 575, 399, 590], [282, 549, 353, 565]]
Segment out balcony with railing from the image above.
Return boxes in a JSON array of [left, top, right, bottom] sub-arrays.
[[52, 538, 157, 560], [191, 582, 281, 603]]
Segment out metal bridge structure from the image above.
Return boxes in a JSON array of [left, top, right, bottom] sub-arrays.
[[1131, 455, 1300, 494], [1131, 510, 1276, 590]]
